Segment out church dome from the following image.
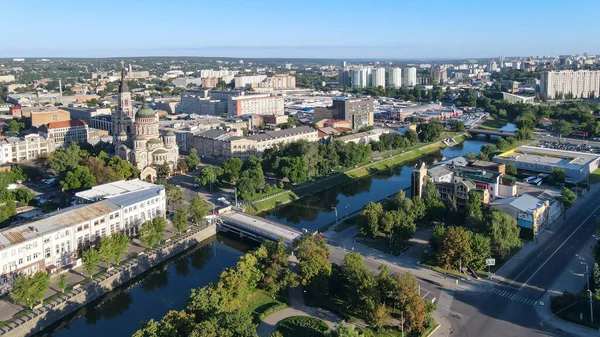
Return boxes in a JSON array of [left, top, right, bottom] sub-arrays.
[[134, 135, 146, 140], [148, 138, 162, 144], [118, 131, 127, 137], [165, 131, 175, 136], [136, 102, 156, 119]]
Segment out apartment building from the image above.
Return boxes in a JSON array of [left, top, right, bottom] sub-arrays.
[[252, 74, 296, 89], [228, 95, 284, 117], [234, 75, 268, 88], [193, 126, 318, 160], [403, 67, 417, 86], [372, 68, 386, 87], [540, 70, 600, 99], [39, 119, 89, 152], [4, 134, 50, 163], [387, 68, 402, 88], [313, 96, 374, 130], [502, 92, 535, 104], [0, 75, 15, 83], [0, 184, 166, 293], [14, 107, 71, 127]]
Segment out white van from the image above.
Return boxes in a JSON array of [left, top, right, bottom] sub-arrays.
[[523, 176, 537, 183], [530, 177, 542, 186]]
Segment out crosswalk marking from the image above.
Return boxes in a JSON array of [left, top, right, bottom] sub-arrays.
[[491, 287, 537, 307]]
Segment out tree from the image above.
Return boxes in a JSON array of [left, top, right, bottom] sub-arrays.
[[470, 233, 492, 270], [173, 208, 188, 233], [141, 217, 167, 247], [486, 209, 521, 260], [111, 232, 130, 265], [505, 162, 517, 176], [294, 235, 331, 286], [82, 249, 101, 279], [14, 188, 35, 205], [280, 156, 307, 184], [423, 181, 445, 221], [108, 156, 140, 179], [221, 158, 243, 183], [176, 159, 188, 173], [437, 226, 473, 271], [185, 148, 201, 171], [10, 272, 50, 309], [466, 191, 484, 229], [158, 162, 171, 178], [8, 119, 24, 133], [551, 167, 566, 184], [372, 304, 390, 333], [59, 273, 67, 293], [429, 225, 446, 252], [269, 332, 284, 337], [190, 197, 209, 224], [552, 120, 573, 140], [98, 236, 114, 267], [330, 321, 361, 337], [254, 240, 298, 294], [60, 165, 96, 191], [359, 202, 384, 237], [166, 184, 186, 208], [341, 253, 376, 315], [559, 187, 577, 220], [197, 166, 218, 192], [392, 272, 426, 334]]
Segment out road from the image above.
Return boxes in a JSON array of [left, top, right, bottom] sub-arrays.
[[450, 187, 600, 337]]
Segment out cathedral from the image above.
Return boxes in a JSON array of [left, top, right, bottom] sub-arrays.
[[113, 61, 179, 181]]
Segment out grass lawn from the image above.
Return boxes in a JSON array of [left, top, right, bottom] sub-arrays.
[[251, 191, 299, 212], [480, 118, 508, 130], [590, 168, 600, 184], [277, 316, 329, 337], [244, 289, 287, 322], [551, 291, 600, 329]]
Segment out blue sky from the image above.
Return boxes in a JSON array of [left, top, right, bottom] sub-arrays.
[[2, 0, 599, 59]]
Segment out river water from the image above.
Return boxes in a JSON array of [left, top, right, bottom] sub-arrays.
[[263, 139, 493, 231], [36, 234, 257, 337], [34, 139, 491, 337]]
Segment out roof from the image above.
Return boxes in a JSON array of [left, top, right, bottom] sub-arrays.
[[501, 194, 547, 213], [495, 146, 600, 172], [147, 138, 162, 144], [75, 179, 156, 201], [428, 166, 453, 180], [43, 119, 87, 130], [105, 185, 164, 207], [135, 102, 156, 119]]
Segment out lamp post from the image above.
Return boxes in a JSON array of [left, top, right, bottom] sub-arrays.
[[331, 207, 338, 225], [576, 254, 593, 323]]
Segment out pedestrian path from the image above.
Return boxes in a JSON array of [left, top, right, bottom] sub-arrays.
[[436, 290, 455, 317], [490, 287, 538, 306]]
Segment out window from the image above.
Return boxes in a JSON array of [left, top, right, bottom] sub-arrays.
[[110, 214, 114, 220], [110, 224, 114, 233], [45, 248, 50, 258], [114, 213, 119, 218], [18, 258, 22, 265], [95, 230, 100, 239], [94, 220, 99, 226], [65, 230, 69, 236], [77, 226, 82, 232], [26, 255, 31, 262], [33, 253, 39, 259], [101, 228, 106, 236], [116, 223, 121, 231], [100, 218, 105, 224]]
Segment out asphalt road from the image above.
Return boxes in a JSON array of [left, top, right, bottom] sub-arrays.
[[450, 187, 600, 337]]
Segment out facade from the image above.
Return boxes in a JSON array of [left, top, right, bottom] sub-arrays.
[[403, 67, 417, 87], [313, 96, 374, 130], [4, 134, 50, 163], [0, 184, 165, 293], [387, 68, 402, 88], [540, 70, 600, 100], [502, 92, 536, 104], [351, 68, 371, 88], [337, 128, 389, 144], [234, 75, 268, 88], [252, 74, 296, 89], [193, 126, 318, 160], [490, 194, 549, 236], [112, 63, 179, 178], [39, 119, 89, 152], [493, 146, 600, 183], [0, 75, 16, 83], [62, 107, 111, 124], [371, 68, 386, 87], [227, 95, 284, 117], [431, 67, 448, 85], [17, 107, 71, 127]]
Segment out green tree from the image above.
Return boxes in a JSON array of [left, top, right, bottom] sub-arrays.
[[185, 148, 201, 171], [559, 187, 577, 220], [58, 273, 67, 293], [552, 120, 573, 140], [505, 162, 517, 176], [391, 272, 426, 334], [108, 156, 140, 179], [254, 240, 298, 294], [330, 321, 361, 337], [429, 225, 446, 252], [423, 181, 445, 221], [173, 208, 188, 233], [14, 188, 35, 205], [158, 162, 171, 178], [197, 166, 218, 191], [437, 226, 473, 271], [466, 191, 484, 229], [359, 202, 384, 237], [176, 159, 188, 173], [166, 184, 186, 208], [10, 272, 50, 309], [8, 119, 24, 133], [551, 167, 566, 184], [98, 236, 114, 267], [141, 217, 166, 247], [294, 235, 331, 286], [341, 253, 376, 316], [470, 233, 492, 270], [486, 209, 521, 260], [111, 232, 130, 265], [372, 304, 390, 333], [82, 248, 101, 279], [190, 196, 210, 224], [60, 165, 96, 191], [221, 157, 243, 183], [280, 156, 307, 184]]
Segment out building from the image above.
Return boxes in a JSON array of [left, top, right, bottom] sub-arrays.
[[490, 194, 549, 236], [336, 128, 389, 144], [493, 146, 600, 183], [540, 70, 600, 100], [338, 69, 351, 87], [62, 106, 111, 124], [313, 96, 374, 130], [16, 107, 71, 127], [234, 75, 268, 88], [7, 93, 99, 107], [112, 62, 179, 181], [403, 67, 417, 87], [502, 92, 536, 104], [252, 74, 296, 89], [4, 134, 50, 162], [351, 68, 371, 88], [193, 126, 317, 160], [387, 68, 402, 88], [0, 183, 165, 293], [227, 95, 284, 117], [39, 119, 89, 152], [372, 68, 386, 87], [74, 178, 157, 203], [431, 67, 448, 85], [0, 75, 15, 83]]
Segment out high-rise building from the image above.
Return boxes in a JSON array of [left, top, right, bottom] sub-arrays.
[[403, 67, 417, 86], [499, 55, 505, 65], [372, 68, 386, 87], [351, 68, 370, 88], [338, 69, 351, 87], [313, 96, 374, 129], [431, 67, 448, 85], [341, 61, 347, 68], [488, 60, 498, 72], [540, 70, 600, 99], [387, 68, 402, 88]]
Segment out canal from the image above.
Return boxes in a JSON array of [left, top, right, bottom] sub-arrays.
[[35, 234, 257, 337], [263, 139, 494, 231]]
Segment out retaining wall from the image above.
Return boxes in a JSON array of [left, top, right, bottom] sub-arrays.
[[0, 224, 217, 337]]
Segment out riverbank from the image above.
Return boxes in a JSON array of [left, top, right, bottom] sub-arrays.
[[250, 133, 467, 213], [0, 225, 217, 337]]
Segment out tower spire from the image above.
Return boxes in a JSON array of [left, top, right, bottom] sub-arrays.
[[119, 60, 129, 93]]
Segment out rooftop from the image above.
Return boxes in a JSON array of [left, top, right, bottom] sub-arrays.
[[75, 178, 156, 201], [495, 146, 600, 169]]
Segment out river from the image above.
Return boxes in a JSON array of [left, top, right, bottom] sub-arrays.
[[263, 139, 494, 231], [35, 234, 257, 337]]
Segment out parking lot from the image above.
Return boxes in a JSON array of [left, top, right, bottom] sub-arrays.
[[537, 140, 600, 154]]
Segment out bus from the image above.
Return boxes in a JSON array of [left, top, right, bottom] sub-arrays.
[[530, 177, 542, 186], [523, 176, 537, 183]]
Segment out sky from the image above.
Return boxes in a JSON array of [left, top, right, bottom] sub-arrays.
[[1, 0, 599, 59]]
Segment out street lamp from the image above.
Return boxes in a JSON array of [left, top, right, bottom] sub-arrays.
[[331, 207, 338, 225], [576, 254, 593, 324]]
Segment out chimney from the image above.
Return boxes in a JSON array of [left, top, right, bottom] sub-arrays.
[[59, 78, 63, 97], [129, 63, 132, 74]]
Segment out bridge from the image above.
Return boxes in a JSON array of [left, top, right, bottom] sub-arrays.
[[468, 128, 515, 138], [218, 211, 305, 246]]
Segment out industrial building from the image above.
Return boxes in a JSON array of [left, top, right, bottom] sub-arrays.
[[313, 96, 374, 130]]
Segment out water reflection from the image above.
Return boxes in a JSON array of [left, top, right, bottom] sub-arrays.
[[264, 140, 492, 230], [36, 233, 256, 337]]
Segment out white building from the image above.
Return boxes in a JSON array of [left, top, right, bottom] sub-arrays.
[[0, 75, 15, 83], [5, 134, 50, 163], [502, 92, 536, 104], [387, 68, 402, 88], [372, 68, 386, 87], [39, 119, 89, 152], [234, 75, 268, 88], [0, 184, 166, 293], [227, 95, 284, 117], [540, 70, 600, 100], [403, 67, 417, 87], [351, 68, 371, 88]]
